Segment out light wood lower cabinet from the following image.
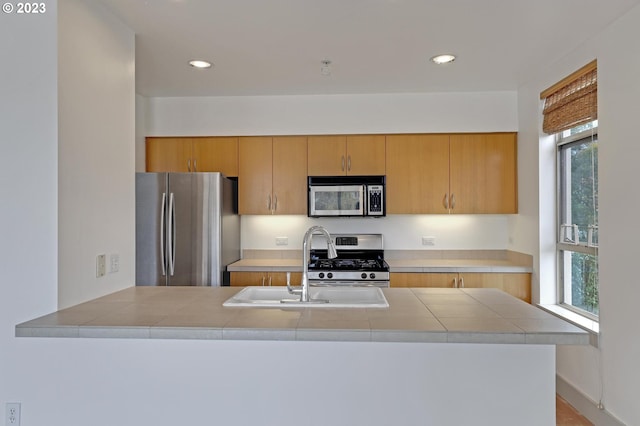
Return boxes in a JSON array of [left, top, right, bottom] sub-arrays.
[[390, 272, 531, 303], [230, 271, 303, 287]]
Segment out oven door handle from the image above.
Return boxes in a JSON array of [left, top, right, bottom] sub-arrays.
[[309, 280, 390, 288]]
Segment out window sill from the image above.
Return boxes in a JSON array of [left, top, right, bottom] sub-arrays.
[[538, 304, 600, 347]]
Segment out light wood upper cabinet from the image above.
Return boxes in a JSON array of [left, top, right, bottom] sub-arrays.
[[386, 134, 450, 214], [238, 136, 307, 215], [385, 133, 517, 214], [272, 136, 308, 215], [307, 135, 385, 176], [191, 137, 238, 176], [146, 137, 192, 172], [238, 137, 273, 215], [449, 133, 517, 214], [346, 135, 386, 175], [145, 137, 238, 176]]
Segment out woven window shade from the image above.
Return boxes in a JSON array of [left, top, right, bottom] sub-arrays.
[[541, 61, 597, 134]]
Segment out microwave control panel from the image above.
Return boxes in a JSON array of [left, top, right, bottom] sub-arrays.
[[367, 185, 384, 216]]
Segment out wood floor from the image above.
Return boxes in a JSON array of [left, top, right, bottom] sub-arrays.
[[557, 395, 593, 426]]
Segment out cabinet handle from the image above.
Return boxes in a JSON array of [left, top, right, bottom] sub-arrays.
[[268, 275, 272, 287], [347, 155, 351, 171], [273, 194, 278, 213], [261, 275, 265, 286], [450, 194, 456, 210], [187, 159, 191, 172], [267, 194, 272, 211], [443, 193, 449, 210], [193, 159, 197, 172], [459, 276, 464, 288], [160, 192, 167, 276], [341, 155, 345, 171], [168, 193, 176, 276], [453, 277, 457, 288]]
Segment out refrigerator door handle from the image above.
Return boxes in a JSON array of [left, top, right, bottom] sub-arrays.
[[168, 192, 176, 276], [160, 192, 167, 276]]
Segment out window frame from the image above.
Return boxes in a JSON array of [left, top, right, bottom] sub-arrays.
[[556, 124, 599, 321]]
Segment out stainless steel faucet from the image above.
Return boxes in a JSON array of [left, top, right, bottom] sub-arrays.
[[293, 225, 338, 302]]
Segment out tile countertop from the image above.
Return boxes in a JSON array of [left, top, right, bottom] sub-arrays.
[[385, 258, 533, 273], [16, 287, 587, 345], [227, 250, 533, 273], [227, 258, 302, 272]]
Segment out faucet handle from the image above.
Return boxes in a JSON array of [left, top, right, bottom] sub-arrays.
[[286, 272, 301, 295]]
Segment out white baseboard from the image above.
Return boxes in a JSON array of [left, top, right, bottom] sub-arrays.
[[556, 375, 626, 426]]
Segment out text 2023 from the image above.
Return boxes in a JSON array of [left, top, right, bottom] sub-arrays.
[[17, 2, 46, 13]]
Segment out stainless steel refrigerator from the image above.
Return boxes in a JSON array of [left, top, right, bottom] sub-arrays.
[[136, 172, 240, 286]]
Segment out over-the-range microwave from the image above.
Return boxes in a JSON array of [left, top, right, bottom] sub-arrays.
[[308, 176, 385, 217]]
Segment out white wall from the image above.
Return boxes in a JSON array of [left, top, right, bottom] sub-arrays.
[[0, 0, 59, 412], [512, 3, 640, 424], [147, 91, 518, 137], [145, 91, 518, 251], [135, 94, 150, 172], [57, 0, 136, 308]]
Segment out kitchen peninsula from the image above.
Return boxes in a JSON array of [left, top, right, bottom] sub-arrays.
[[17, 286, 587, 426]]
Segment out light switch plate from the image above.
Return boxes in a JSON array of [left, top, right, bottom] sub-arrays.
[[275, 237, 288, 246], [96, 254, 106, 277]]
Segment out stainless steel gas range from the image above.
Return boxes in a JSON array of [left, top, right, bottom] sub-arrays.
[[307, 233, 389, 288]]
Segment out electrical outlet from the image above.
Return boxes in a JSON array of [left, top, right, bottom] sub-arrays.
[[110, 254, 120, 273], [96, 254, 106, 278], [275, 237, 288, 246], [422, 236, 436, 246], [6, 403, 21, 425]]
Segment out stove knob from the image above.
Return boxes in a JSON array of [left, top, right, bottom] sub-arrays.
[[361, 273, 367, 279], [370, 273, 376, 279], [327, 272, 333, 279], [318, 272, 325, 279]]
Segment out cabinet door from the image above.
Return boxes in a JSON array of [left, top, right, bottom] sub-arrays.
[[386, 134, 450, 214], [272, 136, 308, 214], [307, 135, 347, 176], [270, 272, 303, 286], [229, 272, 303, 287], [449, 133, 517, 214], [192, 137, 238, 176], [390, 273, 457, 288], [459, 273, 531, 303], [230, 272, 267, 287], [146, 137, 192, 172], [239, 137, 273, 214], [346, 135, 386, 175]]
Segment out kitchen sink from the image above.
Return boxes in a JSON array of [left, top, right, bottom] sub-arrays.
[[223, 286, 389, 308]]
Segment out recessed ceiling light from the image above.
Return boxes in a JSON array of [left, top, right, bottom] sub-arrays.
[[430, 54, 456, 65], [189, 60, 212, 69]]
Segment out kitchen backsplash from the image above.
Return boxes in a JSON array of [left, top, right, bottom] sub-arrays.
[[240, 214, 511, 251]]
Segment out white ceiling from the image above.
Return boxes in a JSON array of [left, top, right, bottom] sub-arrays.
[[98, 0, 640, 97]]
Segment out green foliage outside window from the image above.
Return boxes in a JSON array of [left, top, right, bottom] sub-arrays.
[[562, 128, 599, 315]]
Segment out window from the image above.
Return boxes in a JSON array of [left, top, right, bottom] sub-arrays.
[[541, 60, 599, 320], [557, 121, 599, 318]]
